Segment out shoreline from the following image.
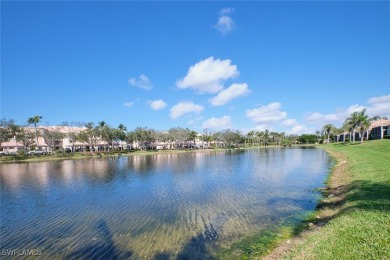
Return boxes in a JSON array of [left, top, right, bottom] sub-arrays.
[[0, 144, 314, 164], [262, 146, 351, 259]]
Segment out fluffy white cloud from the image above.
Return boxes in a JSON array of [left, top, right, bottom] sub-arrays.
[[170, 102, 204, 119], [282, 119, 298, 126], [304, 112, 341, 123], [128, 74, 153, 90], [287, 124, 314, 135], [367, 94, 390, 117], [210, 83, 250, 106], [303, 94, 390, 126], [251, 124, 270, 132], [123, 102, 134, 107], [346, 104, 366, 115], [202, 116, 232, 129], [368, 94, 390, 105], [177, 57, 239, 94], [246, 102, 287, 123], [214, 8, 235, 35], [214, 15, 235, 35], [148, 99, 167, 110]]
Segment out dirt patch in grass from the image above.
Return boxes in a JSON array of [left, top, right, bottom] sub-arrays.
[[263, 148, 352, 260]]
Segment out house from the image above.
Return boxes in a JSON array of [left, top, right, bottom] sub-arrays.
[[335, 131, 351, 142], [334, 119, 390, 142], [369, 119, 390, 140]]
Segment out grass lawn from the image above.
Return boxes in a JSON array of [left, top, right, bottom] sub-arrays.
[[283, 140, 390, 259]]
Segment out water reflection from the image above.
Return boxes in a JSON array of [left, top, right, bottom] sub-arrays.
[[0, 148, 331, 258]]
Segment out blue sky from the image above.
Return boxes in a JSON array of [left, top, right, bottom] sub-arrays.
[[2, 1, 390, 134]]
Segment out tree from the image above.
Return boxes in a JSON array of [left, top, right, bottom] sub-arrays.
[[99, 125, 114, 151], [256, 131, 265, 146], [16, 126, 36, 152], [246, 131, 255, 146], [97, 121, 110, 151], [189, 131, 198, 148], [77, 122, 99, 152], [345, 112, 361, 143], [322, 124, 335, 144], [298, 134, 317, 144], [117, 124, 127, 150], [42, 128, 65, 152], [369, 115, 388, 122], [125, 131, 135, 150], [355, 109, 370, 143], [133, 127, 154, 150], [264, 130, 270, 146], [61, 121, 79, 152], [201, 129, 212, 149], [0, 119, 14, 148], [27, 115, 42, 147]]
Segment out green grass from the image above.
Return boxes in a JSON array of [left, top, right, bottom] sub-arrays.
[[218, 225, 300, 260], [285, 140, 390, 259]]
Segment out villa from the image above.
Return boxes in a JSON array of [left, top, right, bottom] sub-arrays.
[[335, 119, 390, 142]]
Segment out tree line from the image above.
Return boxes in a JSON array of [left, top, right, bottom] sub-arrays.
[[0, 109, 386, 154], [0, 116, 301, 153]]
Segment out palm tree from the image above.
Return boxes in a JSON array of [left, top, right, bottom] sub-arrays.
[[264, 130, 269, 146], [247, 131, 255, 146], [27, 115, 42, 148], [356, 109, 370, 143], [256, 131, 264, 146], [322, 124, 335, 144], [189, 131, 198, 148], [345, 112, 360, 142], [118, 124, 127, 150], [118, 124, 127, 132]]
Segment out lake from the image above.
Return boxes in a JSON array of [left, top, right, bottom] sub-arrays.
[[0, 147, 331, 259]]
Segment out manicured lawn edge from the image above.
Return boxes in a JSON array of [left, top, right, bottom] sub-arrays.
[[264, 140, 390, 259]]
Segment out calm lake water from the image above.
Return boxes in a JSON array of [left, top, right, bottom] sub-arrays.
[[0, 147, 331, 259]]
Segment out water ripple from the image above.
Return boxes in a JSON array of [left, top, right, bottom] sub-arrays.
[[0, 148, 331, 258]]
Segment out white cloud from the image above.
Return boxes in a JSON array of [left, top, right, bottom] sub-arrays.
[[246, 102, 287, 124], [202, 116, 232, 129], [123, 102, 134, 107], [305, 112, 341, 123], [366, 94, 390, 117], [346, 104, 366, 115], [214, 8, 235, 35], [220, 7, 234, 15], [214, 15, 235, 35], [210, 83, 250, 106], [252, 124, 269, 132], [282, 119, 298, 127], [128, 74, 153, 90], [368, 94, 390, 105], [170, 102, 204, 119], [287, 124, 314, 135], [148, 99, 167, 110], [303, 94, 390, 126], [177, 57, 239, 94], [187, 117, 203, 125]]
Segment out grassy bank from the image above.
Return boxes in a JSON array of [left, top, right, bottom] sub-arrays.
[[266, 140, 390, 259]]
